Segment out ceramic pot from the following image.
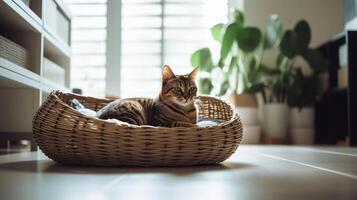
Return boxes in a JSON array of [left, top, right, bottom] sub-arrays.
[[289, 107, 315, 144], [289, 107, 314, 128], [241, 125, 261, 144], [227, 92, 257, 107], [237, 107, 259, 126], [262, 103, 289, 139], [290, 128, 314, 144]]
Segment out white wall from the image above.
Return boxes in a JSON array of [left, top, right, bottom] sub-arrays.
[[237, 0, 344, 68]]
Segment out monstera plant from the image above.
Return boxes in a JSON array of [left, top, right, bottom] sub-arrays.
[[191, 10, 283, 144], [281, 20, 327, 107], [191, 10, 282, 103], [263, 20, 327, 103], [261, 19, 327, 143]]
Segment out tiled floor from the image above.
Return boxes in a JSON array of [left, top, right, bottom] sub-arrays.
[[0, 145, 356, 200]]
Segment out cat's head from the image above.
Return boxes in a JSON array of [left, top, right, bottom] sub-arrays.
[[160, 65, 198, 105]]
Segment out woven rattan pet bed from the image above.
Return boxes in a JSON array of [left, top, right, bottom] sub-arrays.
[[33, 91, 243, 167]]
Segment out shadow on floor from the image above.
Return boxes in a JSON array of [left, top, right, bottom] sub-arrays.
[[0, 160, 253, 175]]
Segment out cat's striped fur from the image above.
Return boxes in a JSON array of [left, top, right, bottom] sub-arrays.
[[96, 65, 199, 127]]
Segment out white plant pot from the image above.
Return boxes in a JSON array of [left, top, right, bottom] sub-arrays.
[[290, 128, 314, 144], [236, 107, 259, 126], [262, 103, 289, 139], [289, 107, 314, 128], [241, 125, 261, 144], [289, 107, 315, 144]]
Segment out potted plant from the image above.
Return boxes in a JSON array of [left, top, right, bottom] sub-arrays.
[[262, 19, 327, 143], [261, 61, 291, 142], [217, 10, 262, 144], [191, 10, 282, 144], [288, 69, 325, 144]]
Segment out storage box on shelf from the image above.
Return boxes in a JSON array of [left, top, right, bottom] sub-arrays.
[[43, 0, 71, 45], [44, 0, 57, 31], [0, 35, 28, 68], [0, 0, 71, 151], [43, 57, 65, 86], [57, 10, 70, 44]]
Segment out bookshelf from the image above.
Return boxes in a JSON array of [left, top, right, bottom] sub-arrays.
[[0, 0, 71, 150], [316, 30, 357, 146]]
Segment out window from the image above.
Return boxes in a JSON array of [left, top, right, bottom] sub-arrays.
[[66, 0, 227, 98], [65, 0, 108, 97], [120, 0, 228, 98]]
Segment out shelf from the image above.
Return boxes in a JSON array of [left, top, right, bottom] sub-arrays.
[[0, 57, 41, 89], [44, 28, 71, 58], [0, 57, 69, 93], [0, 0, 42, 33], [0, 0, 72, 150], [12, 0, 42, 26]]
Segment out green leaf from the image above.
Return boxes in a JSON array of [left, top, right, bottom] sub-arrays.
[[280, 30, 299, 58], [234, 9, 245, 27], [198, 78, 213, 95], [276, 53, 285, 68], [191, 48, 214, 72], [301, 48, 327, 73], [264, 15, 283, 49], [294, 20, 311, 52], [217, 79, 229, 96], [236, 27, 262, 53], [211, 23, 225, 43], [228, 56, 237, 74], [246, 83, 266, 94], [246, 57, 258, 82], [218, 58, 224, 68], [220, 23, 239, 63], [287, 69, 323, 108]]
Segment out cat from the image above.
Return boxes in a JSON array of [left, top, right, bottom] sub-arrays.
[[96, 65, 199, 127]]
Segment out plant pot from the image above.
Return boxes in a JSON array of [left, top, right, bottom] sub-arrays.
[[241, 125, 261, 144], [289, 107, 314, 128], [227, 92, 257, 107], [237, 107, 259, 126], [289, 107, 315, 144], [290, 128, 314, 144], [262, 103, 289, 139]]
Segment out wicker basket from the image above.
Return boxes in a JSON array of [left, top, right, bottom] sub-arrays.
[[33, 91, 243, 167]]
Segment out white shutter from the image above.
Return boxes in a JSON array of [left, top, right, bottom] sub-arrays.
[[120, 0, 227, 98], [65, 0, 108, 97]]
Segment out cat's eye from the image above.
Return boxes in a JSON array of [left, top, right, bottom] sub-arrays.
[[190, 87, 197, 94]]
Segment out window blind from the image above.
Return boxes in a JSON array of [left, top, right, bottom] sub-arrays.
[[65, 0, 107, 97], [120, 0, 228, 98]]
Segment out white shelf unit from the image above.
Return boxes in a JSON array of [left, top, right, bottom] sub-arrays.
[[0, 0, 71, 151]]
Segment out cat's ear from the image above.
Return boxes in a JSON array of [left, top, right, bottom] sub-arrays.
[[188, 66, 199, 81], [162, 65, 176, 83]]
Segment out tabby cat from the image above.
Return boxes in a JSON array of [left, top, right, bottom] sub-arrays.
[[96, 65, 199, 127]]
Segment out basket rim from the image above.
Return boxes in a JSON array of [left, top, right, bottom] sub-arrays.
[[48, 90, 240, 130]]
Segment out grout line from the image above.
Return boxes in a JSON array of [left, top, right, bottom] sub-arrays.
[[103, 176, 127, 190], [242, 149, 357, 180], [299, 147, 357, 157]]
